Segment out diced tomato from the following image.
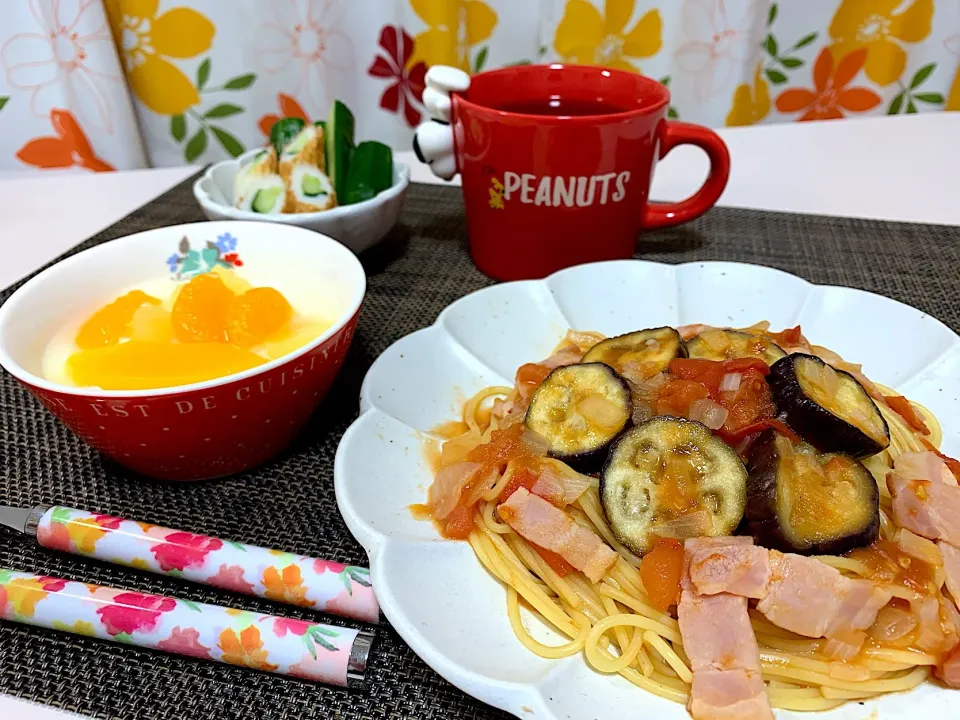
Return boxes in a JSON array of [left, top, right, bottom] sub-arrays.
[[668, 358, 725, 396], [516, 363, 551, 401], [722, 357, 770, 376], [769, 325, 804, 347], [717, 418, 802, 445], [536, 546, 575, 577], [640, 536, 685, 611], [920, 438, 960, 483], [656, 378, 710, 416], [500, 468, 539, 502], [443, 503, 475, 539], [885, 395, 930, 435], [467, 424, 535, 472]]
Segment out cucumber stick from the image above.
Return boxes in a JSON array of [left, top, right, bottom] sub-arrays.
[[344, 142, 393, 205], [325, 100, 354, 198]]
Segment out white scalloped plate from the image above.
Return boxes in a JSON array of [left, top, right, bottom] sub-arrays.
[[335, 261, 960, 719]]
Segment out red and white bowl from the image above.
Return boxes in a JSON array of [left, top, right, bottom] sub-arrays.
[[0, 221, 365, 481]]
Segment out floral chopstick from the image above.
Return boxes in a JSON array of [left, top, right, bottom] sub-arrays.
[[0, 569, 372, 686]]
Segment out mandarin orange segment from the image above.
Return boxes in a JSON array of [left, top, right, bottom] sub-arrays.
[[225, 287, 293, 348], [171, 274, 235, 343], [75, 290, 160, 349], [67, 341, 266, 390]]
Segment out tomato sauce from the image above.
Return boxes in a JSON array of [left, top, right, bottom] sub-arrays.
[[849, 539, 938, 597], [640, 536, 685, 611]]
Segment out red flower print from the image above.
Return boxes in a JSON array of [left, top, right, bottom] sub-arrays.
[[223, 252, 244, 267], [37, 521, 71, 552], [368, 25, 427, 128], [150, 532, 224, 572], [0, 585, 7, 614], [16, 109, 115, 172], [91, 514, 124, 530], [37, 577, 67, 592], [97, 592, 176, 636], [313, 558, 346, 575], [258, 93, 310, 139], [272, 617, 313, 638], [208, 564, 254, 595], [157, 626, 211, 659]]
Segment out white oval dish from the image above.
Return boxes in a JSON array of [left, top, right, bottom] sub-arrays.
[[335, 260, 960, 719], [193, 148, 410, 254]]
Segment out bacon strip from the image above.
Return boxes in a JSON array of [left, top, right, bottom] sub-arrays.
[[889, 474, 960, 546], [497, 488, 616, 582], [680, 538, 773, 720]]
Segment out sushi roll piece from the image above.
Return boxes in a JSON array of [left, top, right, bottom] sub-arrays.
[[237, 174, 286, 215], [233, 148, 278, 207], [284, 164, 337, 213], [278, 125, 326, 182]]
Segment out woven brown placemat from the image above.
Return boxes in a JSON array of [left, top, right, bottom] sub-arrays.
[[2, 177, 959, 720]]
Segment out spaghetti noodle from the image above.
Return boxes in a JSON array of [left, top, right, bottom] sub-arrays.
[[420, 324, 958, 714]]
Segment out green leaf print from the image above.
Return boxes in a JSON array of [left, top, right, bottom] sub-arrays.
[[780, 57, 803, 69], [200, 246, 220, 270], [211, 126, 245, 157], [51, 506, 73, 525], [180, 249, 202, 276], [185, 128, 208, 162], [180, 599, 202, 612], [474, 46, 489, 73], [764, 34, 778, 57], [538, 45, 548, 57], [171, 114, 186, 142], [347, 568, 372, 588], [115, 632, 134, 644], [312, 634, 337, 652], [667, 107, 679, 119], [793, 32, 818, 49], [765, 69, 787, 84], [224, 73, 256, 90], [915, 92, 944, 104], [302, 633, 318, 660], [312, 626, 339, 638], [767, 3, 778, 26], [0, 96, 9, 111], [907, 99, 918, 113], [658, 75, 670, 87], [339, 570, 354, 595], [910, 63, 936, 90], [888, 92, 904, 114], [226, 541, 247, 552], [0, 569, 14, 585], [197, 58, 211, 91], [205, 103, 243, 119]]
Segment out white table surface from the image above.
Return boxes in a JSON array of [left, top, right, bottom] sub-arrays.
[[1, 112, 959, 718]]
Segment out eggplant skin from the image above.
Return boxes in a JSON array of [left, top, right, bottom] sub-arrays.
[[745, 431, 879, 555], [768, 354, 890, 459]]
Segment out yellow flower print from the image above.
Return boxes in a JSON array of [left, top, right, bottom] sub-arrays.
[[105, 0, 215, 115], [554, 0, 661, 73], [408, 0, 498, 71], [5, 577, 65, 618], [726, 63, 771, 127], [829, 0, 933, 86], [52, 620, 97, 637], [130, 558, 151, 571], [262, 564, 316, 607], [219, 626, 278, 672]]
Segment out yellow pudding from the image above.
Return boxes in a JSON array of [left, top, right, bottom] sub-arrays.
[[52, 270, 331, 390]]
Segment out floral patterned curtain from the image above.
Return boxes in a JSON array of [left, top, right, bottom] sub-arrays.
[[1, 0, 957, 173]]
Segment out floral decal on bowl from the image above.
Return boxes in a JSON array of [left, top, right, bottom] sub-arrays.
[[167, 232, 244, 280]]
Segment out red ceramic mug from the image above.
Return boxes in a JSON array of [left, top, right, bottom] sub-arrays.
[[413, 64, 730, 281]]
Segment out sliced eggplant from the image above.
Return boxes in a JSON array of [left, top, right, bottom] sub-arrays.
[[525, 363, 631, 464], [769, 353, 889, 458], [746, 431, 879, 555], [687, 329, 785, 365], [582, 327, 687, 383], [600, 417, 748, 555]]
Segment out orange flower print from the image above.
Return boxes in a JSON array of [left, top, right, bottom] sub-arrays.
[[5, 576, 66, 618], [219, 625, 278, 672], [775, 48, 880, 122], [258, 93, 310, 139], [17, 109, 115, 172], [262, 564, 316, 607]]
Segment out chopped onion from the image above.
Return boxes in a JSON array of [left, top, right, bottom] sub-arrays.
[[818, 362, 841, 396], [823, 631, 866, 661], [677, 323, 713, 341], [689, 398, 729, 430], [827, 659, 870, 680], [578, 394, 626, 429], [644, 337, 660, 350], [650, 510, 712, 539], [700, 329, 731, 352], [739, 320, 771, 334], [565, 330, 606, 352], [719, 372, 742, 393], [521, 428, 550, 457], [897, 528, 943, 566], [631, 399, 653, 425], [441, 429, 482, 467], [427, 461, 483, 519], [911, 596, 949, 653], [533, 466, 591, 506], [868, 606, 918, 645]]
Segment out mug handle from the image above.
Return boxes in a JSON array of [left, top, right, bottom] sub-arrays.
[[642, 121, 731, 230]]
